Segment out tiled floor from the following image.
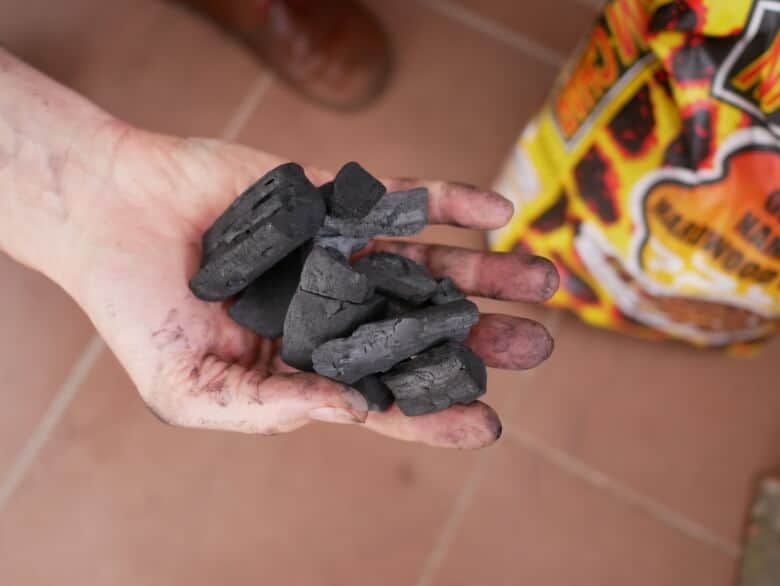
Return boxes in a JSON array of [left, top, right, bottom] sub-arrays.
[[1, 1, 777, 585]]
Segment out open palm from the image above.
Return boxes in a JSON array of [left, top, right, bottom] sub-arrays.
[[66, 126, 557, 449]]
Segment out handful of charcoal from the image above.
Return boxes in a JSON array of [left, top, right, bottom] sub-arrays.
[[189, 161, 486, 416]]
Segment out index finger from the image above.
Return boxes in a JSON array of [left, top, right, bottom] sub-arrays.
[[383, 178, 514, 230]]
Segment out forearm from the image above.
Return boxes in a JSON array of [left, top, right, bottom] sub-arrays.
[[0, 49, 121, 284]]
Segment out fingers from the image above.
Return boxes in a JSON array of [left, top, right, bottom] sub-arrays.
[[383, 178, 514, 229], [467, 314, 553, 369], [364, 401, 502, 449], [370, 241, 559, 302], [148, 356, 369, 434]]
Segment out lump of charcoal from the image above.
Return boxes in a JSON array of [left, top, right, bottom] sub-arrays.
[[202, 163, 307, 258], [352, 375, 394, 412], [190, 163, 325, 301], [314, 228, 369, 259], [384, 297, 417, 318], [323, 187, 428, 238], [227, 244, 309, 338], [430, 277, 465, 305], [381, 341, 487, 416], [299, 246, 372, 303], [311, 299, 479, 384], [354, 253, 437, 305], [329, 162, 386, 219], [281, 290, 386, 371], [318, 180, 334, 203]]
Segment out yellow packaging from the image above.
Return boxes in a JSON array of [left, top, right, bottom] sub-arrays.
[[491, 0, 780, 347]]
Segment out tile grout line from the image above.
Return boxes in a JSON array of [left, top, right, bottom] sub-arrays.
[[504, 427, 742, 558], [0, 70, 274, 513], [415, 310, 566, 586], [417, 0, 568, 69], [220, 72, 274, 143], [415, 454, 491, 586], [0, 336, 105, 512]]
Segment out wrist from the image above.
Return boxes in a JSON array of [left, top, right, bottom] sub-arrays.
[[0, 49, 124, 289]]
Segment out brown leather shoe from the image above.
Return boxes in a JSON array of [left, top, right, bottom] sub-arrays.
[[181, 0, 393, 110]]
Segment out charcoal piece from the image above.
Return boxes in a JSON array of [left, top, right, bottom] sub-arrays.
[[281, 291, 386, 371], [323, 188, 428, 238], [330, 161, 386, 219], [319, 181, 334, 204], [191, 164, 325, 301], [431, 277, 465, 305], [227, 245, 309, 338], [381, 341, 487, 416], [314, 227, 370, 259], [201, 163, 314, 259], [311, 299, 479, 384], [354, 253, 437, 305], [352, 375, 394, 412], [299, 246, 372, 303], [384, 298, 417, 318]]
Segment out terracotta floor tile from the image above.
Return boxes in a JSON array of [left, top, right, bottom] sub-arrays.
[[429, 436, 737, 586], [238, 0, 557, 186], [0, 254, 95, 479], [504, 312, 780, 543], [455, 0, 598, 58], [1, 0, 262, 136], [0, 353, 481, 585]]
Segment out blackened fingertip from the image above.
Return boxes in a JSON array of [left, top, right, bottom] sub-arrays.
[[542, 264, 560, 301], [544, 329, 555, 360]]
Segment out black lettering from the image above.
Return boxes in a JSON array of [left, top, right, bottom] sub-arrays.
[[736, 211, 759, 237], [722, 248, 743, 271], [739, 263, 761, 279], [756, 269, 777, 284], [681, 222, 706, 245], [654, 198, 670, 215], [767, 237, 780, 259], [702, 233, 727, 259], [749, 225, 771, 250]]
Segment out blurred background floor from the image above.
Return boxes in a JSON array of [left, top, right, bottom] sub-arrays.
[[1, 1, 778, 584]]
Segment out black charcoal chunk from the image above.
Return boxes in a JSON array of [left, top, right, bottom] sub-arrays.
[[299, 246, 372, 303], [281, 291, 386, 371], [330, 162, 386, 219], [314, 227, 370, 259], [311, 299, 479, 384], [381, 341, 487, 416], [384, 298, 417, 318], [431, 277, 465, 305], [201, 163, 304, 258], [353, 376, 394, 412], [323, 187, 428, 238], [354, 253, 437, 305], [318, 181, 334, 204], [191, 164, 325, 301], [227, 245, 309, 338]]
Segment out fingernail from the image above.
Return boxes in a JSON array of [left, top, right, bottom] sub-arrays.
[[495, 422, 503, 440], [309, 407, 364, 425], [542, 267, 560, 300]]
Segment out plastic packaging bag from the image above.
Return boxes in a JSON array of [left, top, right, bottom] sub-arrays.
[[490, 0, 780, 348]]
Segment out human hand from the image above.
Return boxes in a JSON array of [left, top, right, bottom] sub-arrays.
[[43, 122, 558, 448]]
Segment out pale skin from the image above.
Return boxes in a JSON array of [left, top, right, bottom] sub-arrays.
[[0, 50, 558, 449]]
